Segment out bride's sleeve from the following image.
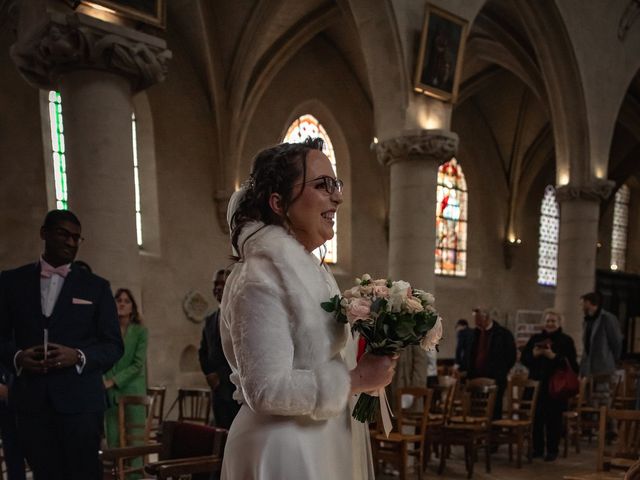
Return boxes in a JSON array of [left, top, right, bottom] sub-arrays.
[[229, 279, 351, 420]]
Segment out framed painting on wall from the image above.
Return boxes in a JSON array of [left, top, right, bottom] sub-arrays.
[[82, 0, 166, 28], [414, 3, 469, 103]]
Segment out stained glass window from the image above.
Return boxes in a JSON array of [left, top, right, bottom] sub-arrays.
[[435, 158, 467, 276], [132, 113, 142, 247], [282, 114, 338, 263], [610, 184, 630, 271], [538, 185, 560, 286], [48, 91, 67, 209]]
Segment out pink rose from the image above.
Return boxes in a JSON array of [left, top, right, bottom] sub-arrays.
[[373, 279, 387, 286], [343, 286, 361, 299], [405, 296, 424, 313], [373, 285, 389, 298], [346, 298, 372, 324], [360, 285, 373, 296]]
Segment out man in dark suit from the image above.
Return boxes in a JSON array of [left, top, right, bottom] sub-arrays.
[[461, 307, 517, 420], [198, 269, 239, 430], [0, 209, 124, 480]]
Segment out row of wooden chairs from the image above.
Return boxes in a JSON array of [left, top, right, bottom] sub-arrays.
[[370, 375, 540, 479], [102, 386, 215, 479]]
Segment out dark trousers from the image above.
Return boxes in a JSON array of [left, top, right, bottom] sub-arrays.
[[212, 395, 240, 431], [533, 390, 566, 455], [0, 403, 26, 480], [16, 408, 103, 480]]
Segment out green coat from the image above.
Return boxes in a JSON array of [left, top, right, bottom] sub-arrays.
[[104, 323, 148, 448]]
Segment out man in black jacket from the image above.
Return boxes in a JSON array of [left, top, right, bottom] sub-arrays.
[[199, 269, 239, 430], [461, 307, 517, 419], [0, 210, 123, 480]]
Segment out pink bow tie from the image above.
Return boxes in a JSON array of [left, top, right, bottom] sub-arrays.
[[40, 263, 70, 278]]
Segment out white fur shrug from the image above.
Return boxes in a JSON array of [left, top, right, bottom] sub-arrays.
[[220, 222, 351, 420]]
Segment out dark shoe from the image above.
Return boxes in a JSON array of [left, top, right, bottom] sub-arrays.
[[544, 453, 558, 462]]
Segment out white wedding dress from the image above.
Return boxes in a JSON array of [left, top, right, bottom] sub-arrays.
[[219, 223, 374, 479]]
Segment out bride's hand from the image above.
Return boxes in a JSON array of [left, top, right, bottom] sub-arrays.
[[349, 353, 398, 394]]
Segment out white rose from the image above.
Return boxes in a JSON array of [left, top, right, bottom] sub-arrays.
[[388, 281, 411, 312], [361, 273, 372, 282], [421, 316, 443, 351], [343, 286, 361, 299]]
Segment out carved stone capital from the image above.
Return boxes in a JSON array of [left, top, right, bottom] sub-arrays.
[[376, 129, 459, 167], [556, 179, 615, 203], [10, 9, 171, 91]]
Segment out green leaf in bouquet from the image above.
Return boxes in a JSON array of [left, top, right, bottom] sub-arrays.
[[321, 294, 341, 313], [336, 311, 348, 324], [395, 315, 416, 338], [370, 297, 386, 314]]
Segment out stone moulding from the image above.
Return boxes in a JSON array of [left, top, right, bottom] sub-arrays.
[[182, 290, 211, 324], [10, 10, 171, 91], [556, 179, 614, 202], [375, 129, 459, 166]]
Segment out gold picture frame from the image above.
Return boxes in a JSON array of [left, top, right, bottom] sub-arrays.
[[414, 4, 469, 103], [82, 0, 166, 28]]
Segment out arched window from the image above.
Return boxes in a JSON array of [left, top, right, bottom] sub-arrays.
[[47, 91, 68, 210], [538, 185, 560, 286], [435, 158, 467, 276], [282, 114, 338, 263], [611, 184, 630, 271]]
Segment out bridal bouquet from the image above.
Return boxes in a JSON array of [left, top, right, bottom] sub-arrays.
[[321, 274, 442, 425]]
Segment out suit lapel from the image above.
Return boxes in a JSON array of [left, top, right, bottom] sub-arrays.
[[28, 263, 43, 325], [49, 267, 76, 324]]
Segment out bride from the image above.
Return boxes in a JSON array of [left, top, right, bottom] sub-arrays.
[[220, 137, 396, 479]]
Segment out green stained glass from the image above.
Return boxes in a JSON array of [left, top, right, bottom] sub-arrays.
[[48, 91, 67, 210]]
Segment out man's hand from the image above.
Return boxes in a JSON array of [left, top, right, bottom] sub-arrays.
[[205, 373, 220, 390], [16, 346, 47, 374], [103, 378, 115, 389], [46, 343, 80, 370], [0, 384, 8, 401]]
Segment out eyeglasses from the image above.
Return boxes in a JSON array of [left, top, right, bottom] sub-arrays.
[[296, 176, 344, 195], [53, 227, 84, 244]]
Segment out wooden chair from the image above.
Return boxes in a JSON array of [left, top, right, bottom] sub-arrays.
[[371, 387, 433, 480], [102, 421, 227, 480], [437, 378, 497, 479], [564, 376, 589, 457], [147, 385, 167, 440], [625, 458, 640, 480], [177, 387, 212, 425], [423, 375, 457, 466], [103, 394, 157, 480], [613, 368, 640, 410], [491, 376, 540, 468], [563, 406, 640, 480]]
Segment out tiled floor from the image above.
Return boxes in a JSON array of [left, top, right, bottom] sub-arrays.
[[377, 441, 602, 479]]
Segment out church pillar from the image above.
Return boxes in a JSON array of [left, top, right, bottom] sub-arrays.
[[376, 130, 458, 293], [555, 180, 613, 354], [375, 130, 457, 399], [11, 6, 170, 295]]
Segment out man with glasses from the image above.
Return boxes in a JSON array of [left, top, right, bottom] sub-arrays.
[[0, 209, 123, 480]]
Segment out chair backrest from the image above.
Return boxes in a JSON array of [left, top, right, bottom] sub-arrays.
[[147, 385, 167, 436], [177, 388, 212, 424], [430, 376, 457, 420], [396, 387, 433, 435], [118, 394, 156, 447], [505, 376, 539, 421], [462, 378, 497, 424], [598, 406, 640, 472], [159, 421, 228, 461], [624, 458, 640, 480]]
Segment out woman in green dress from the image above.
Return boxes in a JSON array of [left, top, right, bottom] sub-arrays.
[[103, 288, 149, 455]]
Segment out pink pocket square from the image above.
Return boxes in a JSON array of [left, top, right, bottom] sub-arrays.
[[72, 298, 93, 305]]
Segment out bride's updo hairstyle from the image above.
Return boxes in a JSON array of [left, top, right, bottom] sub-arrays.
[[230, 137, 324, 258]]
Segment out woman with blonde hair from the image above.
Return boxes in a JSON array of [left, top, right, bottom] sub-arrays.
[[521, 308, 578, 462]]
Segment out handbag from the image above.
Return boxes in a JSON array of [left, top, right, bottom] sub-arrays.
[[548, 358, 579, 400]]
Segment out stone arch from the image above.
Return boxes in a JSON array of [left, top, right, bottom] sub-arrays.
[[513, 0, 589, 186]]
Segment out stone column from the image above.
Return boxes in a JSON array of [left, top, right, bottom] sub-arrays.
[[376, 130, 457, 401], [11, 6, 171, 295], [376, 130, 458, 293], [555, 180, 613, 354]]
